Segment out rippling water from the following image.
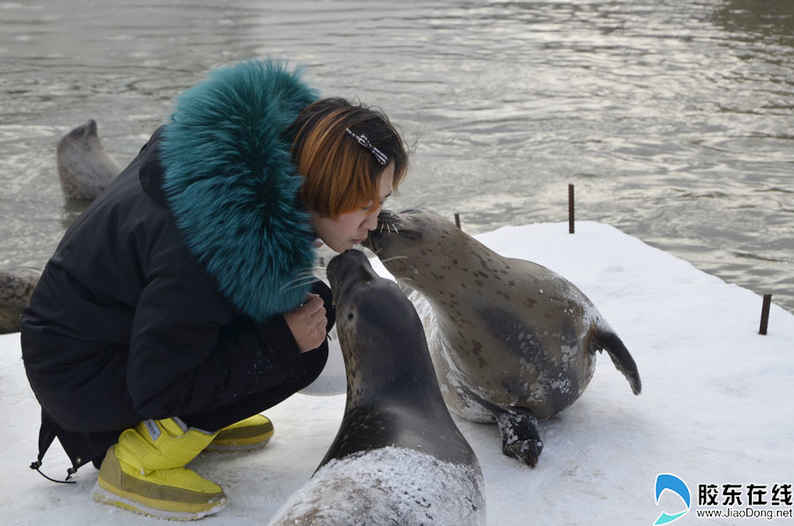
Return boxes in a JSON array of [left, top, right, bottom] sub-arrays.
[[1, 0, 792, 314]]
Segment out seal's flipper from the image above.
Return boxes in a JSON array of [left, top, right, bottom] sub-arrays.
[[459, 386, 543, 467], [494, 409, 543, 468], [594, 329, 642, 395]]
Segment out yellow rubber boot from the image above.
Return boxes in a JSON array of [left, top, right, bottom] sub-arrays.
[[92, 418, 227, 520], [206, 414, 274, 452]]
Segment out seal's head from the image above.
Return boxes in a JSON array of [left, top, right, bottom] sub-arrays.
[[322, 249, 478, 469], [57, 119, 102, 160], [326, 249, 441, 405], [363, 208, 470, 290], [56, 119, 120, 200]]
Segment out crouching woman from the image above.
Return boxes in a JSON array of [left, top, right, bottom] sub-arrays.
[[20, 59, 407, 520]]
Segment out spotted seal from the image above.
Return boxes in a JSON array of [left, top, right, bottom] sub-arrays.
[[56, 119, 120, 200], [364, 209, 642, 467], [268, 249, 485, 526]]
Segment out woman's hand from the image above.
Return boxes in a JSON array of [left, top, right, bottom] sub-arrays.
[[284, 293, 327, 352]]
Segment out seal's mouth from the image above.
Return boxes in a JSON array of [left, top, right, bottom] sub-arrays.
[[363, 209, 402, 252], [327, 249, 378, 306]]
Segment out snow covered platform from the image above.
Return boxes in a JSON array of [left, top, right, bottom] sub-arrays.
[[2, 222, 792, 525]]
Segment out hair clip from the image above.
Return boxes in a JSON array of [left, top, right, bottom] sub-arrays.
[[345, 128, 389, 166]]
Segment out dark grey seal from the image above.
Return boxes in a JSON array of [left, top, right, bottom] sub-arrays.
[[57, 119, 120, 200], [364, 209, 642, 467], [268, 249, 485, 526]]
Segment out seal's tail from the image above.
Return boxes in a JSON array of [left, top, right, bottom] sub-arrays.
[[594, 329, 642, 395]]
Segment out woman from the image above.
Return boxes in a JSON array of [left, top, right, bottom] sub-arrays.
[[21, 59, 407, 520]]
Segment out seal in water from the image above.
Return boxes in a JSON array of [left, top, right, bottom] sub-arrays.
[[268, 249, 485, 526], [57, 119, 120, 200], [364, 209, 642, 467], [0, 269, 39, 334]]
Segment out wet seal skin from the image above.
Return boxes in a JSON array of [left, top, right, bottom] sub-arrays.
[[57, 119, 120, 201], [365, 208, 641, 467], [267, 249, 485, 526]]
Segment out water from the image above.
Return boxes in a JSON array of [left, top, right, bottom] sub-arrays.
[[1, 0, 792, 314]]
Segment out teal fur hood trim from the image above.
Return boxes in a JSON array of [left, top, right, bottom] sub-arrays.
[[160, 60, 319, 322]]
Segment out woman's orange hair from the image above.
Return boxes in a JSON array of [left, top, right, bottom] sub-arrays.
[[288, 98, 408, 217]]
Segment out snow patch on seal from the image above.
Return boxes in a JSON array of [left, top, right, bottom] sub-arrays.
[[267, 446, 485, 526]]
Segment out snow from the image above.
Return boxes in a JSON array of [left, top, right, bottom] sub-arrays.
[[2, 221, 792, 525], [267, 447, 484, 526]]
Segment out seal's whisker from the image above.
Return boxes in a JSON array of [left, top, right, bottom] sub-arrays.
[[280, 276, 323, 292], [399, 276, 419, 287], [292, 266, 328, 278], [380, 256, 408, 264], [377, 218, 403, 235], [289, 272, 320, 282]]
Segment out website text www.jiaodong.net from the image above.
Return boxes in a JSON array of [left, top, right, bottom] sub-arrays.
[[695, 507, 794, 520]]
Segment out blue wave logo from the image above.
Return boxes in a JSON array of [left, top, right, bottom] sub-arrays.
[[654, 473, 691, 525]]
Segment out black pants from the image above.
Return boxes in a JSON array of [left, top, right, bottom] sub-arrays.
[[181, 344, 328, 431], [24, 282, 335, 478], [30, 344, 328, 475]]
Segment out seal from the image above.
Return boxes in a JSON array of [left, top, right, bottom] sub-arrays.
[[0, 269, 39, 334], [268, 249, 485, 526], [56, 119, 120, 200], [364, 209, 642, 467]]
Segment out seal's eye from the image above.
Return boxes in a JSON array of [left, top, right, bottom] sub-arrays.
[[347, 313, 354, 321]]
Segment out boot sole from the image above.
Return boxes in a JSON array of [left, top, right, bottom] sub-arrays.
[[92, 482, 227, 521], [205, 435, 272, 453]]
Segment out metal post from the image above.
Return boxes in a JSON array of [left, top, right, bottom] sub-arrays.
[[759, 294, 772, 335]]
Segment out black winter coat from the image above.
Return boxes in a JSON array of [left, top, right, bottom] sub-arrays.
[[23, 127, 332, 431], [21, 61, 334, 475]]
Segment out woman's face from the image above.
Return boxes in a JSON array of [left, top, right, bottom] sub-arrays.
[[312, 163, 395, 253]]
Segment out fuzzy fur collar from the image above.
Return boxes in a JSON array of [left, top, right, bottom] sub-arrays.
[[159, 60, 318, 322]]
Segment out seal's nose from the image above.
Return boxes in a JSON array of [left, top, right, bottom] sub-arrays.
[[363, 229, 378, 251], [327, 249, 368, 278], [364, 209, 401, 251], [327, 250, 377, 304]]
